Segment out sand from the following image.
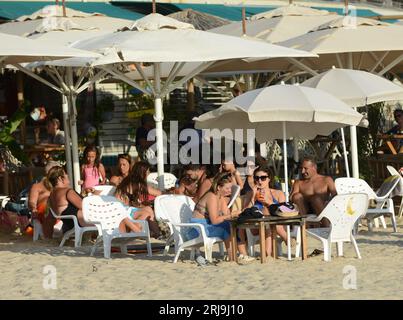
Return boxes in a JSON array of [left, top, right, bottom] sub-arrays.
[[0, 218, 402, 300]]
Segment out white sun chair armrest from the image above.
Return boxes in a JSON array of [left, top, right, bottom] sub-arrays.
[[173, 222, 209, 239], [56, 214, 79, 225]]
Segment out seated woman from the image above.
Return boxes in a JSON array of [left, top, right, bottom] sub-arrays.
[[188, 172, 254, 263], [110, 153, 132, 187], [28, 161, 60, 238], [47, 166, 139, 235], [242, 166, 289, 258], [115, 161, 162, 237]]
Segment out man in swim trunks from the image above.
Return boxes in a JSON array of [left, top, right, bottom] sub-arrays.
[[290, 156, 337, 227]]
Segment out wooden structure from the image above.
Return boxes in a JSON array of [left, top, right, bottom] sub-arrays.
[[0, 168, 33, 197], [368, 154, 403, 188]]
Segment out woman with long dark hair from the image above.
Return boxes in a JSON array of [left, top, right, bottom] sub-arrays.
[[110, 153, 132, 187], [115, 161, 161, 237], [243, 165, 288, 258]]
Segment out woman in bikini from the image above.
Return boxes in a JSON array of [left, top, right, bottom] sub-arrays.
[[47, 166, 140, 235], [243, 166, 289, 258], [189, 172, 254, 263]]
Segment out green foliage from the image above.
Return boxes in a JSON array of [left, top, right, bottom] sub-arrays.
[[0, 101, 30, 164]]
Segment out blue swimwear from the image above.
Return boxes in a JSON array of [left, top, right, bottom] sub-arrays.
[[254, 189, 279, 209], [187, 218, 231, 241]]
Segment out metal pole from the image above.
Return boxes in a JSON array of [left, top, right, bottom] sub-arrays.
[[340, 127, 350, 178], [282, 122, 289, 202], [67, 67, 81, 192], [62, 0, 66, 17], [242, 7, 246, 36], [152, 0, 156, 14], [62, 94, 73, 183], [347, 52, 359, 178], [154, 63, 165, 190]]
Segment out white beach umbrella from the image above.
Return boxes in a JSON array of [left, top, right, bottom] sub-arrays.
[[0, 31, 99, 64], [302, 68, 403, 107], [210, 4, 338, 43], [194, 84, 363, 199], [50, 13, 316, 188], [0, 5, 135, 39], [1, 7, 136, 191], [276, 17, 403, 178], [278, 17, 403, 75], [302, 67, 403, 177]]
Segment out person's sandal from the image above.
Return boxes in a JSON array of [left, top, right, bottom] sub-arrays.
[[238, 254, 255, 264]]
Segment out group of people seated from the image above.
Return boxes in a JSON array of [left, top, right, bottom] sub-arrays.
[[26, 142, 337, 263]]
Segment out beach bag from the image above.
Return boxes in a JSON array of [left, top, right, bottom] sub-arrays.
[[237, 207, 263, 223], [268, 202, 299, 217]]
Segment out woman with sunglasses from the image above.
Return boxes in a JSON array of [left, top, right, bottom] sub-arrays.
[[110, 154, 132, 187], [188, 172, 254, 263], [243, 166, 288, 258]]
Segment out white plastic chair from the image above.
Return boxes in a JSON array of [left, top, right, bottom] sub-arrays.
[[305, 193, 368, 262], [49, 207, 98, 248], [335, 176, 400, 233], [386, 165, 403, 218], [92, 185, 116, 196], [147, 172, 177, 190], [82, 195, 152, 259], [154, 194, 224, 263]]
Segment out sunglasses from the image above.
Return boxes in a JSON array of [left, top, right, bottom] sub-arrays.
[[254, 175, 269, 182]]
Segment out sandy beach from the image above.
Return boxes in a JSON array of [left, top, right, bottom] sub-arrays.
[[0, 218, 402, 300]]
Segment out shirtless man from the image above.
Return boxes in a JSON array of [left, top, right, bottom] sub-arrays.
[[290, 157, 336, 226], [28, 161, 60, 238]]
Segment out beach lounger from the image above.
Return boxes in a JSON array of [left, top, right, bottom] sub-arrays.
[[305, 193, 368, 262], [82, 195, 152, 259], [335, 176, 400, 233]]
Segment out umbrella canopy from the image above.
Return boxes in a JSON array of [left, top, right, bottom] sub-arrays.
[[301, 68, 403, 107], [15, 5, 100, 21], [167, 8, 230, 31], [0, 6, 135, 192], [210, 4, 338, 43], [0, 31, 100, 64], [0, 11, 133, 45], [61, 13, 315, 66], [194, 84, 363, 198], [194, 84, 363, 142], [278, 17, 403, 74], [56, 13, 315, 189]]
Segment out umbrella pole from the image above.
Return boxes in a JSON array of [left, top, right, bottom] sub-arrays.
[[347, 52, 360, 179], [67, 67, 81, 193], [154, 62, 165, 190], [62, 94, 73, 183], [340, 127, 350, 178], [282, 122, 289, 202]]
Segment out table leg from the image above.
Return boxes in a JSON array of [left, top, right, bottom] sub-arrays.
[[271, 225, 278, 259], [230, 222, 238, 263], [300, 220, 308, 260], [259, 221, 266, 264]]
